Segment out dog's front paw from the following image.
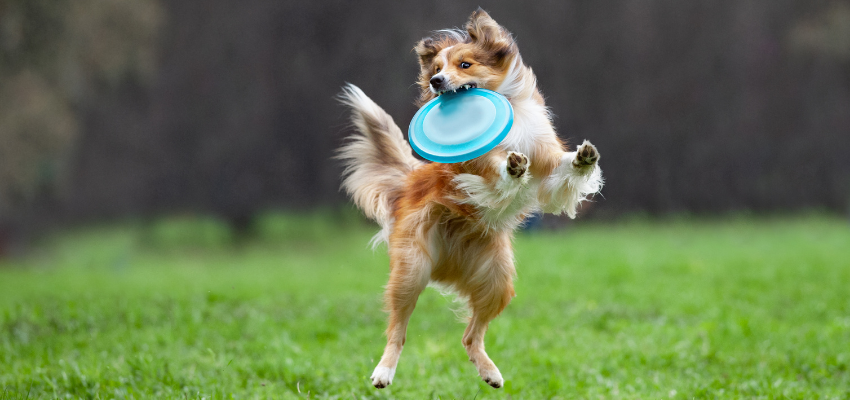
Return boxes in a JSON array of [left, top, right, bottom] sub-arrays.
[[572, 140, 599, 169], [370, 366, 395, 389], [506, 151, 529, 178]]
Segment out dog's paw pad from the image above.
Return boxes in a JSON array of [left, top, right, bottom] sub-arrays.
[[572, 140, 599, 168], [506, 151, 529, 178], [370, 366, 395, 389]]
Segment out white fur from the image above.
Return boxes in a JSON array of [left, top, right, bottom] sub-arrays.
[[441, 45, 455, 66], [442, 54, 603, 227], [337, 84, 422, 248], [436, 29, 467, 43], [428, 46, 456, 94], [497, 55, 557, 158], [480, 367, 504, 388], [502, 101, 555, 158], [494, 56, 603, 219], [452, 156, 535, 232], [496, 55, 533, 100], [540, 142, 604, 217], [370, 366, 396, 388], [340, 35, 605, 390]]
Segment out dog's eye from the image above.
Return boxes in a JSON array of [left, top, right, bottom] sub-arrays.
[[435, 66, 441, 73], [460, 62, 471, 69]]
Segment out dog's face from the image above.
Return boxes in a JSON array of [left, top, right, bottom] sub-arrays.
[[414, 9, 518, 105]]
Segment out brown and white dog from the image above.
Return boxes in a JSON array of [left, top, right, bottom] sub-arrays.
[[337, 9, 603, 389]]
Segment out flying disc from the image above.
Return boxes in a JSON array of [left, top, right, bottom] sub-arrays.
[[408, 88, 513, 163]]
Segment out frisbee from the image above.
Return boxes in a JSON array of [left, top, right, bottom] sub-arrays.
[[408, 88, 513, 163]]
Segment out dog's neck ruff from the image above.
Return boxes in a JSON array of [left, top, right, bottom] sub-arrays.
[[495, 56, 553, 160]]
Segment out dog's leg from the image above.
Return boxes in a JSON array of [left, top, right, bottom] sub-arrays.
[[370, 247, 431, 389], [462, 237, 515, 389], [453, 151, 533, 230], [538, 140, 603, 218]]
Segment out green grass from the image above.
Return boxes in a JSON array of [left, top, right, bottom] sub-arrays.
[[1, 213, 849, 399]]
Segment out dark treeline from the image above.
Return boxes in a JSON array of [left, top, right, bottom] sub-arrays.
[[1, 0, 849, 238]]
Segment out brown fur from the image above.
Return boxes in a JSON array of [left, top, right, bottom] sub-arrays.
[[376, 155, 518, 387], [340, 8, 604, 389], [414, 10, 517, 107], [375, 10, 546, 389]]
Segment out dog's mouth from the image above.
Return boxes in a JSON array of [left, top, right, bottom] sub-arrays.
[[436, 83, 477, 96]]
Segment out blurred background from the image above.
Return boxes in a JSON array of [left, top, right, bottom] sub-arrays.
[[1, 0, 849, 251]]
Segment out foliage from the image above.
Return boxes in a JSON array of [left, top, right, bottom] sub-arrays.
[[1, 215, 848, 398], [0, 0, 163, 217], [4, 1, 850, 230], [142, 215, 235, 250], [0, 72, 77, 214]]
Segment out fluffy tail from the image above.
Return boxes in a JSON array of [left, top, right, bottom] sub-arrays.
[[336, 84, 421, 245]]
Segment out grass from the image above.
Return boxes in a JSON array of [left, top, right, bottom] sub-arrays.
[[1, 212, 849, 399]]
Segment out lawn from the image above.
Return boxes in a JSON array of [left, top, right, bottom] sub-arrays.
[[1, 213, 849, 399]]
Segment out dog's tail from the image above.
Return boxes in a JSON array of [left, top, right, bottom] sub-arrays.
[[336, 84, 421, 246]]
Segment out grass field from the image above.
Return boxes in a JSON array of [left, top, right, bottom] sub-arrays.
[[1, 213, 849, 399]]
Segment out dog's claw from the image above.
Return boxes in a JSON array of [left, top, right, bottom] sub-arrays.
[[479, 368, 504, 388], [370, 366, 394, 389]]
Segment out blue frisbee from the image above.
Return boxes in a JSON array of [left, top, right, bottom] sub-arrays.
[[408, 88, 513, 163]]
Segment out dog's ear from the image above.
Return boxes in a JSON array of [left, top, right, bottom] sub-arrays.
[[465, 8, 516, 66], [414, 37, 440, 67], [465, 8, 511, 50]]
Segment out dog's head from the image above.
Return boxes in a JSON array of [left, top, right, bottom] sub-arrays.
[[414, 9, 518, 106]]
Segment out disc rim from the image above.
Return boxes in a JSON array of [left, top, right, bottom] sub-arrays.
[[408, 88, 513, 163]]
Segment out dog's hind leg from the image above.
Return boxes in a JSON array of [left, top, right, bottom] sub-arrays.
[[461, 236, 516, 389], [370, 244, 431, 389]]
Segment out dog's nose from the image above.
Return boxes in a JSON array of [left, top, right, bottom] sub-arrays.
[[430, 75, 445, 89]]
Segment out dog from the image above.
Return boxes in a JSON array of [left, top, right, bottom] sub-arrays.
[[337, 8, 603, 389]]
